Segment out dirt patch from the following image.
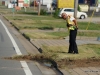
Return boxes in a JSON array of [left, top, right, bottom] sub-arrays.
[[3, 54, 100, 69], [57, 57, 100, 69]]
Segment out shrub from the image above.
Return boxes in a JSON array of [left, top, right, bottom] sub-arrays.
[[38, 26, 54, 30], [53, 8, 60, 18], [78, 5, 81, 11], [40, 9, 47, 15]]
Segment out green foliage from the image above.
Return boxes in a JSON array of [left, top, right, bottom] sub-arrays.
[[40, 9, 47, 15], [78, 5, 81, 11], [38, 26, 54, 30], [53, 8, 60, 18]]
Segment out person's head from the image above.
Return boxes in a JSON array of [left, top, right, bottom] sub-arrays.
[[61, 13, 67, 20]]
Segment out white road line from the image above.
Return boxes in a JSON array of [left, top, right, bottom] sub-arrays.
[[0, 20, 33, 75]]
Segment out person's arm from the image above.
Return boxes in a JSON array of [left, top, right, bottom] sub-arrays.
[[73, 19, 78, 28], [70, 16, 78, 28]]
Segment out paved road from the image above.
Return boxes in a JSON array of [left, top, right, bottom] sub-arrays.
[[0, 16, 43, 75]]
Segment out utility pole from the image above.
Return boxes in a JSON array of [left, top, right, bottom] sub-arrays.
[[34, 0, 36, 11], [38, 2, 41, 16], [74, 0, 79, 19]]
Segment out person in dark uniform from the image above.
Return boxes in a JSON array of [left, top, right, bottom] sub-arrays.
[[61, 13, 79, 54]]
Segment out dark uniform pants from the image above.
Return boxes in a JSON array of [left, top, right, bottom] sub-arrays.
[[68, 29, 78, 53]]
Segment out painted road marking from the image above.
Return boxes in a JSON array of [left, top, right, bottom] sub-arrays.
[[0, 20, 33, 75]]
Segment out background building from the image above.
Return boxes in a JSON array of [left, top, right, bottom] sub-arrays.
[[78, 0, 97, 6]]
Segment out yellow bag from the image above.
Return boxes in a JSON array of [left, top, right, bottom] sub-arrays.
[[69, 26, 75, 30]]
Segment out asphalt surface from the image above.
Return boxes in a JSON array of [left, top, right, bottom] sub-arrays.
[[0, 18, 28, 75]]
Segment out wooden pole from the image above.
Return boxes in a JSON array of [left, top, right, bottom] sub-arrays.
[[38, 2, 41, 16], [34, 0, 35, 11]]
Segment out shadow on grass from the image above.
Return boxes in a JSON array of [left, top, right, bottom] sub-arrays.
[[17, 11, 38, 15]]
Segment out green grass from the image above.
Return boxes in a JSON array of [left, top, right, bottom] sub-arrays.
[[23, 31, 100, 39], [41, 44, 100, 60], [24, 31, 68, 39], [78, 31, 100, 37], [2, 6, 100, 39], [78, 22, 100, 30], [86, 44, 100, 55], [5, 15, 100, 30], [5, 16, 66, 29], [47, 32, 68, 38]]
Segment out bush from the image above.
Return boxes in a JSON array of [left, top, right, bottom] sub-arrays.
[[78, 5, 81, 11], [38, 26, 54, 30], [53, 8, 60, 18], [40, 9, 47, 15]]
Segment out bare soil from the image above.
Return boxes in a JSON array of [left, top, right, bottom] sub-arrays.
[[57, 57, 100, 69], [3, 55, 100, 69]]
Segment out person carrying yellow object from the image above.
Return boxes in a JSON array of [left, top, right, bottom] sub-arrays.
[[66, 15, 78, 30], [61, 13, 78, 54]]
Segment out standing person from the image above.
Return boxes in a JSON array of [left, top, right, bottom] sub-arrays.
[[61, 13, 78, 54]]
